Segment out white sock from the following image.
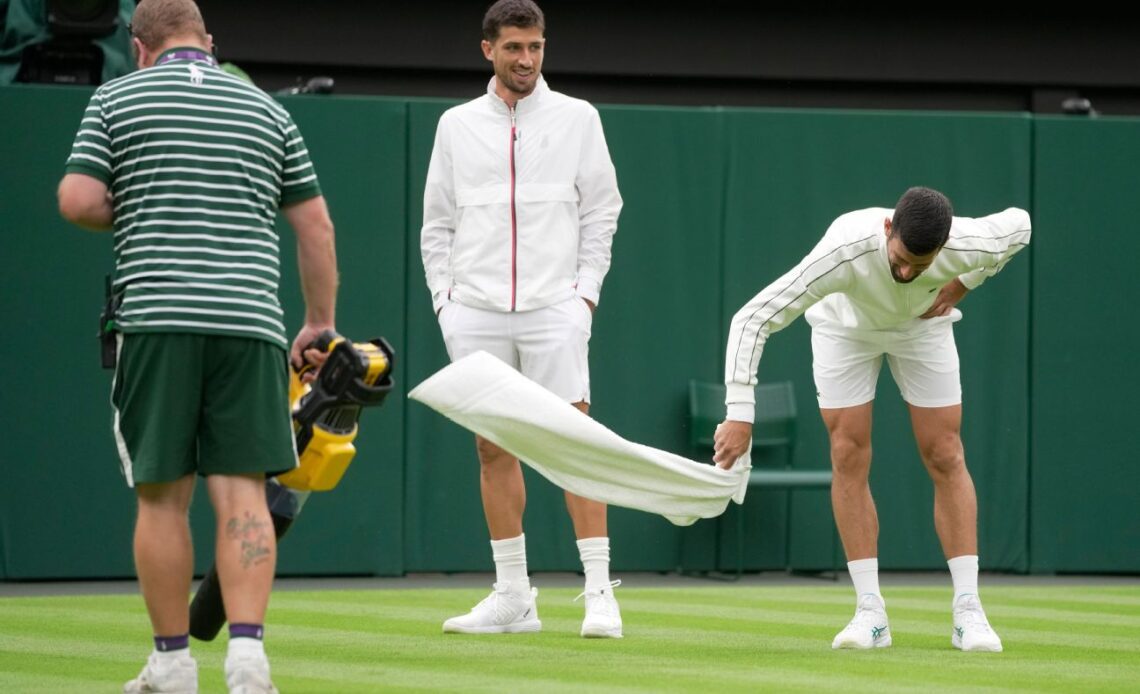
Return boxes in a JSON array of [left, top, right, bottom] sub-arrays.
[[152, 648, 191, 663], [577, 536, 612, 592], [847, 558, 882, 602], [227, 637, 265, 659], [491, 534, 529, 590], [948, 554, 979, 604]]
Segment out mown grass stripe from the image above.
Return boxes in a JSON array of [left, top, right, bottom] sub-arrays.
[[2, 584, 1137, 693]]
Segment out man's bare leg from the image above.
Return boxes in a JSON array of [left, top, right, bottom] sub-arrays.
[[134, 475, 196, 636], [477, 435, 526, 540], [907, 403, 977, 558], [563, 401, 608, 539], [822, 402, 877, 560], [207, 473, 276, 626]]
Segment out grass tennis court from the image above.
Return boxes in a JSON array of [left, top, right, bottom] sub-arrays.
[[2, 583, 1138, 692]]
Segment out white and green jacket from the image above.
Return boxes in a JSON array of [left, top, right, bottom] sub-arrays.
[[725, 206, 1032, 421]]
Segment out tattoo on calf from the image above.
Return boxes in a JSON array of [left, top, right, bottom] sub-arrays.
[[225, 512, 272, 569]]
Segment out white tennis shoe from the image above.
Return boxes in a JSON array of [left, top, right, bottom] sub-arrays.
[[832, 593, 891, 649], [123, 651, 198, 693], [443, 582, 541, 634], [952, 594, 1003, 652], [224, 644, 278, 694], [576, 579, 623, 638]]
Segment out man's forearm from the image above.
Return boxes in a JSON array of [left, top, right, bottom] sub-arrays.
[[297, 227, 338, 326], [284, 195, 339, 326]]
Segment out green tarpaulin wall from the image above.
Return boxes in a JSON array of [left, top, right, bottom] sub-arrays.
[[2, 84, 1134, 579]]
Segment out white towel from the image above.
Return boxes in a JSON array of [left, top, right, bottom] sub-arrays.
[[408, 351, 751, 526]]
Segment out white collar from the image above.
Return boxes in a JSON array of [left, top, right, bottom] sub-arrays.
[[486, 75, 548, 112]]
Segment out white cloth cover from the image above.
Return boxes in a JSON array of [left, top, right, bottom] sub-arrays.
[[408, 351, 751, 526]]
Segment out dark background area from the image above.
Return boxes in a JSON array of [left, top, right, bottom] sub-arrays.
[[196, 1, 1140, 115]]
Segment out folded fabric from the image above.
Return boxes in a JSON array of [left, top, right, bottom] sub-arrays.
[[408, 350, 750, 526]]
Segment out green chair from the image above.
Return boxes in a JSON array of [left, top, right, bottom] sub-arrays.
[[687, 379, 834, 578]]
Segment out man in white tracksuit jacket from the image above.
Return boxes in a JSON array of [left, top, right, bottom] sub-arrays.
[[421, 0, 624, 638], [714, 187, 1031, 652]]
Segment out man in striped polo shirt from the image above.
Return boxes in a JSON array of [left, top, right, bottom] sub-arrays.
[[57, 1, 337, 692], [713, 187, 1030, 653]]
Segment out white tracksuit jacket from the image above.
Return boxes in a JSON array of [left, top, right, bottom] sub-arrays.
[[725, 206, 1032, 421], [421, 76, 622, 314]]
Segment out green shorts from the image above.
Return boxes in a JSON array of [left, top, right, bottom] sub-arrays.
[[111, 333, 298, 486]]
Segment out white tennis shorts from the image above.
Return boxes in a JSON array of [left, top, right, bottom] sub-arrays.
[[438, 296, 593, 403], [811, 313, 962, 409]]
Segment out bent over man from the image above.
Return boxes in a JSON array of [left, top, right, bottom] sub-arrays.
[[421, 0, 624, 638], [714, 187, 1030, 652], [58, 1, 338, 691]]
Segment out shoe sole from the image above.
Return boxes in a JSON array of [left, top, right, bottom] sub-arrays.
[[832, 635, 892, 650], [581, 627, 623, 639], [952, 633, 1003, 652], [124, 678, 197, 694], [442, 619, 541, 634]]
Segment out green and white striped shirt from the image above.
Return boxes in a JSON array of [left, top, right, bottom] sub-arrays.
[[65, 48, 322, 349]]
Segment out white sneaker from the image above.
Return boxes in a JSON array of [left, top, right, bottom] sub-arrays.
[[832, 594, 891, 649], [224, 649, 278, 694], [442, 582, 541, 634], [123, 651, 198, 693], [952, 594, 1003, 652], [576, 579, 623, 639]]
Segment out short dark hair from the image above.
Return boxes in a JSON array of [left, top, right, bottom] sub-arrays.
[[891, 187, 953, 255], [483, 0, 545, 43]]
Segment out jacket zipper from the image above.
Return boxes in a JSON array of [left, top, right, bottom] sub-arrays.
[[509, 106, 518, 312]]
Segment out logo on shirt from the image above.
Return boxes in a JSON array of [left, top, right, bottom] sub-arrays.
[[189, 64, 204, 86]]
